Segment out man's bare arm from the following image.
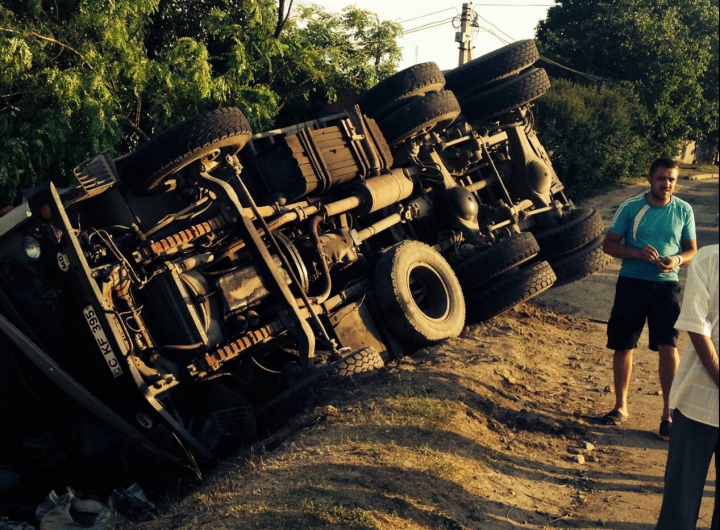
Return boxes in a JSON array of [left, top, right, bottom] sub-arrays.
[[688, 331, 719, 388], [679, 238, 698, 265], [657, 239, 698, 272], [602, 231, 659, 262]]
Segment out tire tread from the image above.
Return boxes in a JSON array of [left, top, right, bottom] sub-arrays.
[[445, 39, 540, 97], [455, 232, 540, 291], [460, 68, 550, 123], [467, 260, 556, 322]]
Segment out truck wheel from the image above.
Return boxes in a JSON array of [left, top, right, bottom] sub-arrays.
[[378, 90, 461, 146], [204, 399, 257, 444], [374, 240, 466, 347], [550, 235, 612, 287], [466, 260, 556, 323], [357, 62, 446, 120], [327, 347, 385, 377], [454, 232, 540, 291], [535, 208, 605, 260], [256, 348, 383, 433], [255, 374, 317, 434], [460, 68, 550, 124], [116, 107, 252, 196], [444, 39, 540, 97]]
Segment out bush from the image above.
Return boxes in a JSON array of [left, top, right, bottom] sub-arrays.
[[533, 79, 655, 198]]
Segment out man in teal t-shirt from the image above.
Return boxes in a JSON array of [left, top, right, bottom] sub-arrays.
[[601, 157, 697, 439]]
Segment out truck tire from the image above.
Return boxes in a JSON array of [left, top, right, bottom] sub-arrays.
[[454, 232, 540, 291], [357, 62, 446, 120], [444, 39, 540, 97], [466, 260, 556, 323], [460, 68, 550, 124], [116, 107, 252, 196], [549, 235, 612, 287], [374, 240, 466, 347], [327, 347, 385, 377], [256, 348, 384, 433], [206, 399, 257, 443], [378, 90, 461, 146], [535, 208, 605, 260]]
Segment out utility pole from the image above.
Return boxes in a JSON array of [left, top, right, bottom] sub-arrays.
[[455, 3, 473, 66]]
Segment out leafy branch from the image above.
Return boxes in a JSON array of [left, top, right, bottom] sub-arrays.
[[0, 26, 97, 72]]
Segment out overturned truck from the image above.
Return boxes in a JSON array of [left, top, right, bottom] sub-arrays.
[[0, 41, 609, 487]]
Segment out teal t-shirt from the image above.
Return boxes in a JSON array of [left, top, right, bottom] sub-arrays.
[[608, 192, 696, 282]]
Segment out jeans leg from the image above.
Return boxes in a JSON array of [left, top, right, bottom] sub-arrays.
[[656, 409, 719, 530]]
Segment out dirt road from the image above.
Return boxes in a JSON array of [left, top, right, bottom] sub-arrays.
[[532, 175, 719, 529]]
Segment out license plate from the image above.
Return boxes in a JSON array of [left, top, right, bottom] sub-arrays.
[[83, 305, 123, 377]]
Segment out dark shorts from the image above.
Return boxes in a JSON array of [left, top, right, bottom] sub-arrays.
[[606, 275, 681, 351]]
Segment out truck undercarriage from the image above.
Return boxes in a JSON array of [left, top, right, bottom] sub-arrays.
[[0, 41, 610, 493]]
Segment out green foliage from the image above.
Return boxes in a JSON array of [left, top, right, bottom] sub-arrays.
[[0, 1, 401, 205], [536, 0, 719, 152], [272, 5, 402, 125], [533, 79, 654, 198]]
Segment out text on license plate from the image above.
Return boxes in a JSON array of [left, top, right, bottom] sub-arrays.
[[83, 305, 123, 377]]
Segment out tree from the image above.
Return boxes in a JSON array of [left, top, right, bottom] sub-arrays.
[[535, 0, 719, 154], [1, 0, 160, 204], [533, 79, 653, 198], [272, 5, 402, 125], [0, 1, 401, 205]]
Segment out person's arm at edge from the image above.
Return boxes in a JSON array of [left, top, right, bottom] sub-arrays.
[[687, 331, 719, 388]]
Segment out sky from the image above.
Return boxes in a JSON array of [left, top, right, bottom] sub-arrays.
[[299, 1, 555, 71]]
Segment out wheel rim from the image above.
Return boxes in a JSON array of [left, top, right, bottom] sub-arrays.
[[407, 263, 451, 321]]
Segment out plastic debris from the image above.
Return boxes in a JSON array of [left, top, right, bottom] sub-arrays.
[[35, 488, 116, 530]]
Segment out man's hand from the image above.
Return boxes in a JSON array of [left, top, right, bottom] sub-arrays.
[[656, 256, 679, 272], [635, 244, 660, 262]]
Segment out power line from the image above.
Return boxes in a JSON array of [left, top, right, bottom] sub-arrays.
[[398, 8, 458, 24], [395, 2, 608, 83], [403, 17, 456, 35], [397, 1, 556, 37], [474, 13, 606, 82], [538, 55, 606, 82], [471, 2, 554, 5], [475, 13, 517, 42]]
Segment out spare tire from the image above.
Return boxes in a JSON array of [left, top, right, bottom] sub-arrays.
[[374, 240, 466, 347], [256, 347, 384, 433], [327, 347, 385, 377]]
